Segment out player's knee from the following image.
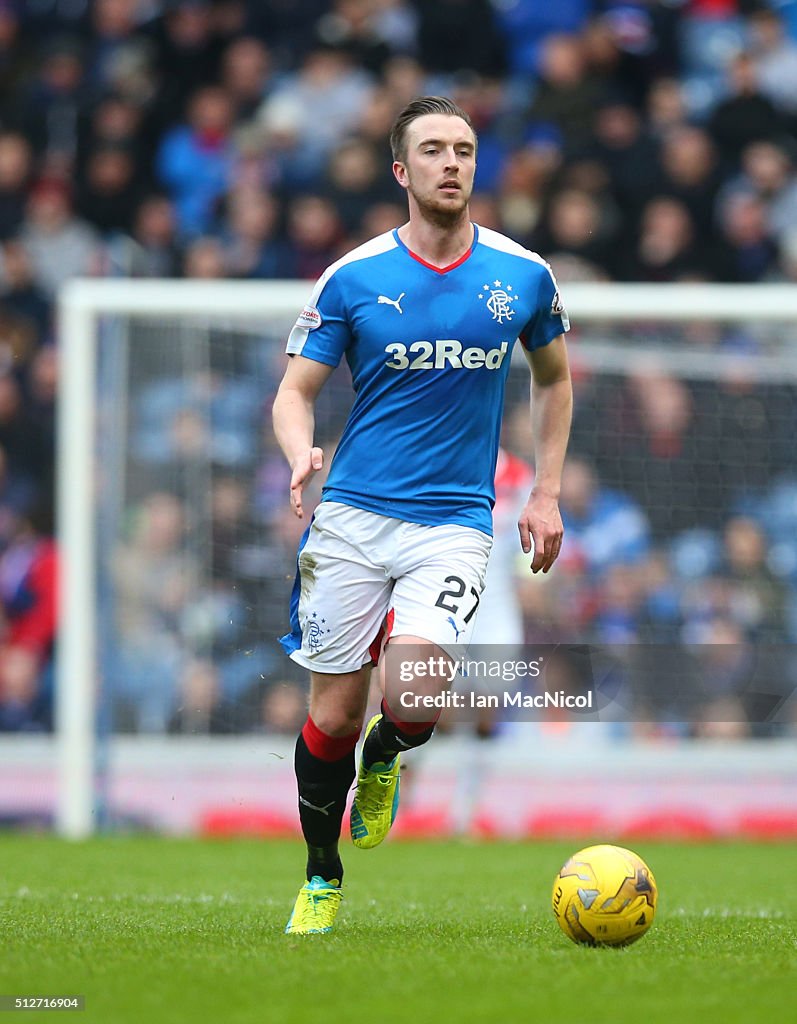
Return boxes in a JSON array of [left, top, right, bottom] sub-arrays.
[[310, 708, 364, 738]]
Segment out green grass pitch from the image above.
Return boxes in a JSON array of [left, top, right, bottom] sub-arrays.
[[1, 836, 795, 1023]]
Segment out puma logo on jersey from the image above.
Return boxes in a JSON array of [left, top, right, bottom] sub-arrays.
[[384, 339, 509, 371], [378, 292, 405, 314]]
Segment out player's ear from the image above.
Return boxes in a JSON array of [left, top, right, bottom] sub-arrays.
[[393, 160, 409, 189]]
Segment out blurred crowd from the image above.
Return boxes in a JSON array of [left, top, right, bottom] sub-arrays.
[[2, 0, 797, 734]]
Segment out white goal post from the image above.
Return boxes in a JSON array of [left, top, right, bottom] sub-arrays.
[[55, 280, 797, 838]]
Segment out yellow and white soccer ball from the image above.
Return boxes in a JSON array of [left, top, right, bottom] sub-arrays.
[[552, 844, 658, 946]]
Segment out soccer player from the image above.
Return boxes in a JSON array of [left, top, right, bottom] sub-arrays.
[[273, 96, 572, 933]]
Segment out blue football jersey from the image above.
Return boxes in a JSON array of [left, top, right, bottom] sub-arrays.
[[286, 225, 569, 536]]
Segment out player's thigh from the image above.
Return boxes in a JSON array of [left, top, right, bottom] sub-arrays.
[[391, 524, 492, 653], [291, 503, 393, 674]]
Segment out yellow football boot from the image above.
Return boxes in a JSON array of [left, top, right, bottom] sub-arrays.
[[350, 714, 401, 849], [284, 876, 343, 935]]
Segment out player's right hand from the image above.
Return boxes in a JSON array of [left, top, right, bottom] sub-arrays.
[[289, 447, 324, 518]]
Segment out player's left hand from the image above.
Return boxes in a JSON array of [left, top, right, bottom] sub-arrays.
[[518, 488, 563, 574]]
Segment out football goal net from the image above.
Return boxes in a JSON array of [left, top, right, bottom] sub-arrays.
[[55, 280, 797, 837]]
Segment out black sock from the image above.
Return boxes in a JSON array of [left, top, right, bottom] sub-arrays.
[[305, 843, 343, 886], [294, 732, 354, 883], [363, 702, 436, 769]]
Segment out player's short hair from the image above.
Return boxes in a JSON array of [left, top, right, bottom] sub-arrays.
[[390, 96, 477, 163]]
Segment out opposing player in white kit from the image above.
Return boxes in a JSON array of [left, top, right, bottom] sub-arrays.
[[272, 96, 573, 934], [450, 448, 535, 834]]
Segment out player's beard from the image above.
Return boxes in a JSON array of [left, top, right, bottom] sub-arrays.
[[407, 175, 472, 228]]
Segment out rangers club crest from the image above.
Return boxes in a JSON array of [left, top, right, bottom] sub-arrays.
[[478, 280, 518, 324], [305, 611, 330, 652]]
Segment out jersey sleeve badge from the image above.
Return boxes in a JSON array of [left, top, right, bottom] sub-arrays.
[[294, 305, 323, 331]]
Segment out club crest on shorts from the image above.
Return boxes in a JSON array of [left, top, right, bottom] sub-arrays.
[[305, 612, 330, 652], [478, 280, 518, 324]]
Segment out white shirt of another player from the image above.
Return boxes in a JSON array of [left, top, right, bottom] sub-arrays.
[[470, 448, 534, 648]]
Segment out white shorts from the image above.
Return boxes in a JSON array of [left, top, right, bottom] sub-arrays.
[[281, 501, 492, 674]]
